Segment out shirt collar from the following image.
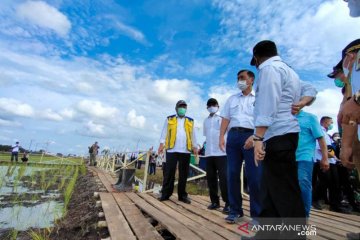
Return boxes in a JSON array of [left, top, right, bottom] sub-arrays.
[[258, 56, 282, 70], [239, 89, 256, 96]]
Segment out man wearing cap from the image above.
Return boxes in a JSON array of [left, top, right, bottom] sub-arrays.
[[250, 40, 317, 239], [11, 141, 20, 162], [327, 61, 352, 107], [158, 100, 197, 204], [337, 39, 360, 177], [219, 69, 262, 223], [203, 98, 229, 213]]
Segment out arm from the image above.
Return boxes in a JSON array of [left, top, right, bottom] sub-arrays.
[[340, 123, 357, 169], [292, 81, 318, 114], [192, 122, 198, 156], [317, 137, 329, 171], [158, 118, 168, 154], [219, 118, 230, 152]]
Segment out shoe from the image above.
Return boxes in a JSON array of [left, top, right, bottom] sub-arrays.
[[346, 232, 360, 240], [329, 206, 351, 214], [222, 204, 230, 214], [179, 197, 191, 204], [208, 202, 220, 210], [312, 201, 322, 210], [158, 196, 169, 202], [350, 205, 360, 213], [225, 213, 244, 224]]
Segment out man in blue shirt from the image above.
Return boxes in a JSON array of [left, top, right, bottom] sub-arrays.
[[296, 110, 329, 218]]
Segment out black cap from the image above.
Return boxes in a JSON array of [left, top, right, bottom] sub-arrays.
[[342, 39, 360, 59], [206, 98, 218, 107], [327, 60, 343, 78], [250, 40, 278, 66], [176, 100, 187, 108]]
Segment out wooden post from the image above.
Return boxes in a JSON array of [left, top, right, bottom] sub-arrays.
[[142, 151, 150, 192], [123, 153, 128, 168], [111, 155, 115, 172]]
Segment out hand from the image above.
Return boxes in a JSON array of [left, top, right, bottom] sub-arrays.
[[319, 158, 329, 171], [219, 136, 226, 152], [193, 147, 198, 157], [244, 135, 254, 150], [340, 145, 356, 169], [291, 101, 306, 115], [157, 144, 164, 155], [254, 141, 265, 161], [338, 97, 360, 125]]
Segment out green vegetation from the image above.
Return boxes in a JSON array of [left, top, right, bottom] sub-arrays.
[[0, 152, 84, 165]]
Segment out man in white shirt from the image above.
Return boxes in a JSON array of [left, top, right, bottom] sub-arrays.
[[203, 98, 229, 213], [158, 100, 198, 204], [219, 69, 262, 223], [312, 116, 349, 213], [11, 141, 20, 162]]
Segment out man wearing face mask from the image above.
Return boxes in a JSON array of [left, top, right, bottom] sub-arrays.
[[327, 61, 352, 107], [158, 100, 198, 204], [312, 117, 349, 213], [203, 98, 229, 213], [336, 39, 360, 178], [344, 0, 360, 17], [219, 69, 262, 224]]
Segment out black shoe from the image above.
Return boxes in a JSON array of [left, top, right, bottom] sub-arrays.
[[350, 205, 360, 213], [179, 197, 191, 204], [312, 201, 322, 210], [207, 202, 220, 210], [158, 196, 169, 202], [329, 206, 351, 214], [222, 204, 230, 214], [346, 232, 360, 240]]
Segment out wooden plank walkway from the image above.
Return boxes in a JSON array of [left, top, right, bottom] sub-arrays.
[[90, 167, 360, 240]]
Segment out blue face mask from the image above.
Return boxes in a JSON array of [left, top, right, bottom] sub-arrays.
[[334, 78, 345, 88], [328, 124, 333, 131]]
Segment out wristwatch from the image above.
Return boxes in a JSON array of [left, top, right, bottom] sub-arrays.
[[354, 90, 360, 106]]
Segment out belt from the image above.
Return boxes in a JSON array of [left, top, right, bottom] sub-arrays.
[[230, 127, 254, 133]]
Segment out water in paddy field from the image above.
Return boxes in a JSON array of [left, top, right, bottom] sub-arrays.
[[0, 164, 66, 231]]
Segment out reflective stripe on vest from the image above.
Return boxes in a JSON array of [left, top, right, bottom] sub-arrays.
[[165, 116, 193, 151]]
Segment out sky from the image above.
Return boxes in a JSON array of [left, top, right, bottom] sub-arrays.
[[0, 0, 359, 155]]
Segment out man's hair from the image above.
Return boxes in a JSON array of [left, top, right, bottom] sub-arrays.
[[237, 70, 255, 79], [320, 116, 332, 124]]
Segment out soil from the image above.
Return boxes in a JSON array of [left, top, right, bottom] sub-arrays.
[[48, 168, 109, 240], [0, 167, 109, 240]]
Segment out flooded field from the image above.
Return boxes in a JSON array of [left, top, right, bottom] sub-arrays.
[[0, 163, 84, 238]]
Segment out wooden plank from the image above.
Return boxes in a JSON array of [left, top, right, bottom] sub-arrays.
[[99, 193, 136, 240], [311, 208, 360, 221], [158, 196, 241, 240], [126, 192, 201, 240], [113, 193, 163, 240], [97, 172, 116, 192], [139, 193, 225, 240], [168, 196, 253, 237]]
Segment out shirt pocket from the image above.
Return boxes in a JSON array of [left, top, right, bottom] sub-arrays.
[[229, 102, 240, 119]]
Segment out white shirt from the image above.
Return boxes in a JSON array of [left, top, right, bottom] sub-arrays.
[[220, 91, 255, 130], [12, 144, 19, 153], [203, 114, 226, 157], [159, 115, 197, 153], [315, 127, 336, 164]]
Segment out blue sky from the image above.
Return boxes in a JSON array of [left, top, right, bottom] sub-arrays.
[[0, 0, 359, 155]]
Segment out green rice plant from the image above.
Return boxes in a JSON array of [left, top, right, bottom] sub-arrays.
[[58, 176, 67, 190], [63, 166, 79, 213], [28, 228, 51, 240], [10, 229, 18, 240]]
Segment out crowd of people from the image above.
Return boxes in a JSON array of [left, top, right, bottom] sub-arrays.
[[157, 37, 360, 239]]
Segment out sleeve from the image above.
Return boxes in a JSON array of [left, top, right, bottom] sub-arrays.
[[300, 80, 317, 99], [220, 97, 231, 120], [310, 115, 324, 139], [159, 118, 168, 144], [192, 121, 198, 148], [254, 66, 282, 127], [203, 119, 206, 137]]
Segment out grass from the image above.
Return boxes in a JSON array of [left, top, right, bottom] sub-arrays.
[[134, 167, 209, 195], [0, 152, 84, 165]]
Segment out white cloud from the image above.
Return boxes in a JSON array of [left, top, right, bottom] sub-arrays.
[[208, 84, 237, 108], [0, 98, 34, 117], [40, 108, 63, 121], [127, 109, 146, 128], [0, 118, 21, 127], [212, 0, 360, 70], [76, 100, 118, 119], [114, 20, 148, 44], [16, 0, 71, 37], [60, 108, 75, 119], [84, 121, 105, 136]]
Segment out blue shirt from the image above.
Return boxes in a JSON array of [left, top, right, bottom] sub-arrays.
[[254, 56, 317, 141], [296, 111, 324, 161]]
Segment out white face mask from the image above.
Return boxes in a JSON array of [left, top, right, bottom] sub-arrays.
[[207, 106, 218, 114], [348, 0, 360, 17], [237, 80, 248, 91]]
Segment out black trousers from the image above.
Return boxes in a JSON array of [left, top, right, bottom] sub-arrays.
[[257, 133, 305, 240], [11, 152, 18, 162], [205, 156, 228, 204], [161, 152, 190, 199], [313, 162, 341, 208], [338, 164, 356, 206]]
